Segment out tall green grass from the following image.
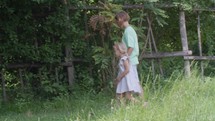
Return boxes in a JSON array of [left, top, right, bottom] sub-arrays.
[[1, 71, 215, 121], [96, 71, 215, 121]]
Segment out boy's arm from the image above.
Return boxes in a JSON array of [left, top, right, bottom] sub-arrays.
[[116, 59, 130, 82], [126, 34, 134, 56], [127, 47, 133, 56]]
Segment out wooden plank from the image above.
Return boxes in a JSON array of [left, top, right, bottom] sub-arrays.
[[69, 4, 144, 10], [179, 11, 191, 77], [184, 56, 215, 60], [7, 63, 41, 68], [141, 50, 192, 59], [194, 8, 215, 12], [69, 4, 215, 11], [61, 62, 74, 66], [4, 58, 85, 69]]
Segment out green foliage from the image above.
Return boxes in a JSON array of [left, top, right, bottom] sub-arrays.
[[71, 38, 87, 57], [172, 0, 215, 10], [144, 1, 169, 27], [0, 0, 65, 64], [92, 46, 111, 70], [38, 66, 68, 98], [91, 45, 115, 91], [74, 65, 95, 92], [1, 0, 215, 102]]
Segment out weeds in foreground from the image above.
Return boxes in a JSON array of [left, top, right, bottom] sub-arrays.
[[1, 71, 215, 121]]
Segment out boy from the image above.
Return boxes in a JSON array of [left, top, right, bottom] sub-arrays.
[[115, 11, 144, 97]]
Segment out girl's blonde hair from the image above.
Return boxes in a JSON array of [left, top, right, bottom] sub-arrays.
[[117, 42, 127, 54]]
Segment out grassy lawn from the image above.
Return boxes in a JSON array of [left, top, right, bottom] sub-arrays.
[[1, 72, 215, 121]]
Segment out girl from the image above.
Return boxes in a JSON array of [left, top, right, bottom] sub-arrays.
[[114, 42, 142, 102]]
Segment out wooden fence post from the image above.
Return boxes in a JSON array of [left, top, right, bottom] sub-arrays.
[[147, 16, 164, 76], [197, 12, 204, 78], [179, 11, 191, 77], [65, 0, 75, 88], [65, 46, 75, 88], [19, 69, 24, 92], [1, 71, 7, 103]]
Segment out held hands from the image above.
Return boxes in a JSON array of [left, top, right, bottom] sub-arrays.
[[114, 77, 121, 86]]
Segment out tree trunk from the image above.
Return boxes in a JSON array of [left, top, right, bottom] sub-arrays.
[[179, 11, 191, 77]]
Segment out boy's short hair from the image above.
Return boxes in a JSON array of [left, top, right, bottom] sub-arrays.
[[115, 11, 130, 22]]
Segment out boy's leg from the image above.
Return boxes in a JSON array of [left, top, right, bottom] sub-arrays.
[[133, 65, 144, 98]]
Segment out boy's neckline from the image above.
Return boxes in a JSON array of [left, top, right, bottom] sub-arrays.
[[123, 22, 130, 29]]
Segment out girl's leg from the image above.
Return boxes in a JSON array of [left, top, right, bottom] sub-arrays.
[[116, 93, 125, 106], [125, 91, 136, 103], [116, 93, 123, 100]]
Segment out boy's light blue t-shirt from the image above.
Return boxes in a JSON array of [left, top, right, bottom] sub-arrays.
[[122, 26, 139, 65]]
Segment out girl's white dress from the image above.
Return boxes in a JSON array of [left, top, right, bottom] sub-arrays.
[[116, 56, 142, 94]]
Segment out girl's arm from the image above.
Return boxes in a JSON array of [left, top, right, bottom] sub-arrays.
[[116, 59, 130, 82]]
